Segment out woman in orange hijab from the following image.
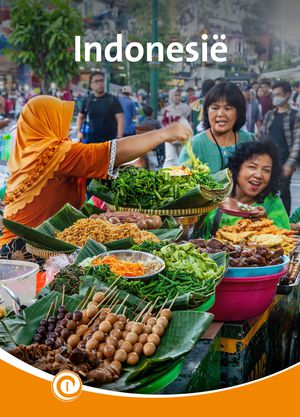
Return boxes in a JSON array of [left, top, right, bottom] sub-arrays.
[[1, 95, 190, 258]]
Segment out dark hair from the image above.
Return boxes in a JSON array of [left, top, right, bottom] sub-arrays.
[[214, 77, 226, 84], [261, 80, 271, 87], [89, 71, 105, 88], [143, 105, 153, 117], [203, 82, 246, 132], [228, 139, 281, 203], [272, 80, 292, 94], [202, 79, 215, 97], [187, 87, 195, 93]]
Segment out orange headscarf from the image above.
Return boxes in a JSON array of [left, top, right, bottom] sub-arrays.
[[4, 95, 74, 217]]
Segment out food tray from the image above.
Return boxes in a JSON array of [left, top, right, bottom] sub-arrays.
[[276, 271, 300, 295], [225, 255, 289, 278], [106, 203, 218, 217]]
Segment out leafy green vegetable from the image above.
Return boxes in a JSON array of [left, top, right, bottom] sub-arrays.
[[95, 166, 223, 210], [48, 265, 84, 295]]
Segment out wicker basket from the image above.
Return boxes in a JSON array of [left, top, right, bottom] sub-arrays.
[[106, 203, 218, 217], [25, 243, 71, 260]]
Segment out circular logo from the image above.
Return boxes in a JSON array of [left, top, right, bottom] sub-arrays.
[[51, 371, 82, 401]]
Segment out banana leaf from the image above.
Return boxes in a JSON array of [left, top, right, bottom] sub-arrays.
[[75, 239, 107, 265], [88, 169, 232, 210], [80, 202, 105, 217], [101, 310, 214, 392], [3, 203, 181, 254], [0, 311, 24, 350], [11, 292, 82, 346]]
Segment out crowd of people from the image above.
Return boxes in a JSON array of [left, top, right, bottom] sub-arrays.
[[1, 72, 300, 252]]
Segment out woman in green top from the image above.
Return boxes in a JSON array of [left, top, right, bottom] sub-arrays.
[[199, 140, 290, 239], [179, 82, 254, 173]]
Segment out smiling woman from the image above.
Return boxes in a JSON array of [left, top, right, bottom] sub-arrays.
[[198, 140, 290, 239], [178, 82, 254, 173]]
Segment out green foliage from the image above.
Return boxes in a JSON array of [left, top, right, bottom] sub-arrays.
[[7, 0, 83, 91], [267, 52, 294, 71]]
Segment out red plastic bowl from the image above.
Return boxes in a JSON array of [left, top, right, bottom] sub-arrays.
[[209, 267, 288, 322]]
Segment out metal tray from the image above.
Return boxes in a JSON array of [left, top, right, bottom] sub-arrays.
[[276, 271, 300, 295]]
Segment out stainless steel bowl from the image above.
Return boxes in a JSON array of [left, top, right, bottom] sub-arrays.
[[94, 250, 165, 281]]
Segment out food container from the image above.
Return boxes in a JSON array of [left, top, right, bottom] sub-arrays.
[[225, 255, 289, 278], [209, 267, 288, 321], [92, 250, 165, 282], [0, 260, 39, 308]]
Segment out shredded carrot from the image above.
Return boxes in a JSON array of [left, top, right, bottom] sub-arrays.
[[92, 255, 145, 277]]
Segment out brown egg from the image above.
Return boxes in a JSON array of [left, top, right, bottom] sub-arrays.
[[87, 304, 98, 318], [80, 311, 89, 325], [113, 321, 125, 331], [143, 325, 152, 335], [122, 341, 133, 353], [103, 344, 115, 358], [99, 321, 112, 333], [98, 342, 106, 352], [127, 352, 139, 366], [116, 314, 127, 323], [88, 301, 99, 308], [125, 332, 138, 345], [147, 333, 160, 346], [76, 324, 89, 337], [92, 330, 106, 342], [160, 309, 172, 320], [92, 292, 105, 304], [138, 333, 148, 344], [122, 330, 129, 339], [152, 324, 164, 337], [131, 323, 144, 335], [86, 338, 99, 351], [107, 313, 118, 324], [132, 342, 143, 356], [117, 339, 124, 349], [67, 334, 80, 348], [110, 328, 122, 340], [114, 348, 127, 363], [157, 317, 169, 329], [146, 317, 157, 327], [125, 321, 133, 331], [106, 336, 118, 348], [111, 360, 122, 373], [143, 342, 156, 357]]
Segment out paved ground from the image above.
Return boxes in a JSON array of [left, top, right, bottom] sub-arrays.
[[291, 167, 300, 214]]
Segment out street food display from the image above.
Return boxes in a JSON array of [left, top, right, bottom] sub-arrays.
[[55, 218, 160, 247], [91, 212, 163, 230], [216, 218, 296, 255], [186, 238, 284, 267]]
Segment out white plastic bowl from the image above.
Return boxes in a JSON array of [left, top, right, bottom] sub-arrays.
[[0, 260, 39, 308]]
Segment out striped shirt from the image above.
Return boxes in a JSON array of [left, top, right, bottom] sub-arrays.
[[260, 107, 300, 167]]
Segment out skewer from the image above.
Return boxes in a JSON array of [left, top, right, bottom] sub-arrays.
[[129, 297, 147, 319], [107, 292, 120, 310], [115, 294, 130, 315], [135, 302, 151, 322], [99, 288, 118, 307], [104, 276, 122, 294], [155, 298, 169, 318], [76, 286, 95, 311], [53, 296, 58, 315], [61, 285, 65, 306], [80, 286, 96, 311], [87, 290, 119, 328], [45, 300, 55, 320], [168, 293, 179, 311]]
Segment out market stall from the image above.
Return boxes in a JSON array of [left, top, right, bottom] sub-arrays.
[[0, 160, 299, 394]]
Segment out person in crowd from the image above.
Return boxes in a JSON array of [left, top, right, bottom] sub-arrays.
[[258, 80, 273, 118], [242, 86, 262, 133], [15, 93, 26, 119], [76, 71, 124, 144], [290, 207, 300, 233], [4, 94, 14, 118], [162, 88, 191, 167], [250, 81, 259, 96], [118, 85, 137, 136], [136, 106, 164, 171], [190, 79, 215, 134], [214, 77, 226, 85], [199, 140, 290, 239], [0, 95, 191, 259], [179, 82, 254, 174], [290, 81, 300, 112], [187, 87, 197, 104], [0, 92, 5, 115], [259, 80, 300, 215]]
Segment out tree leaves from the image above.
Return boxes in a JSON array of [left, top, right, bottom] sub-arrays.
[[6, 0, 83, 90]]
